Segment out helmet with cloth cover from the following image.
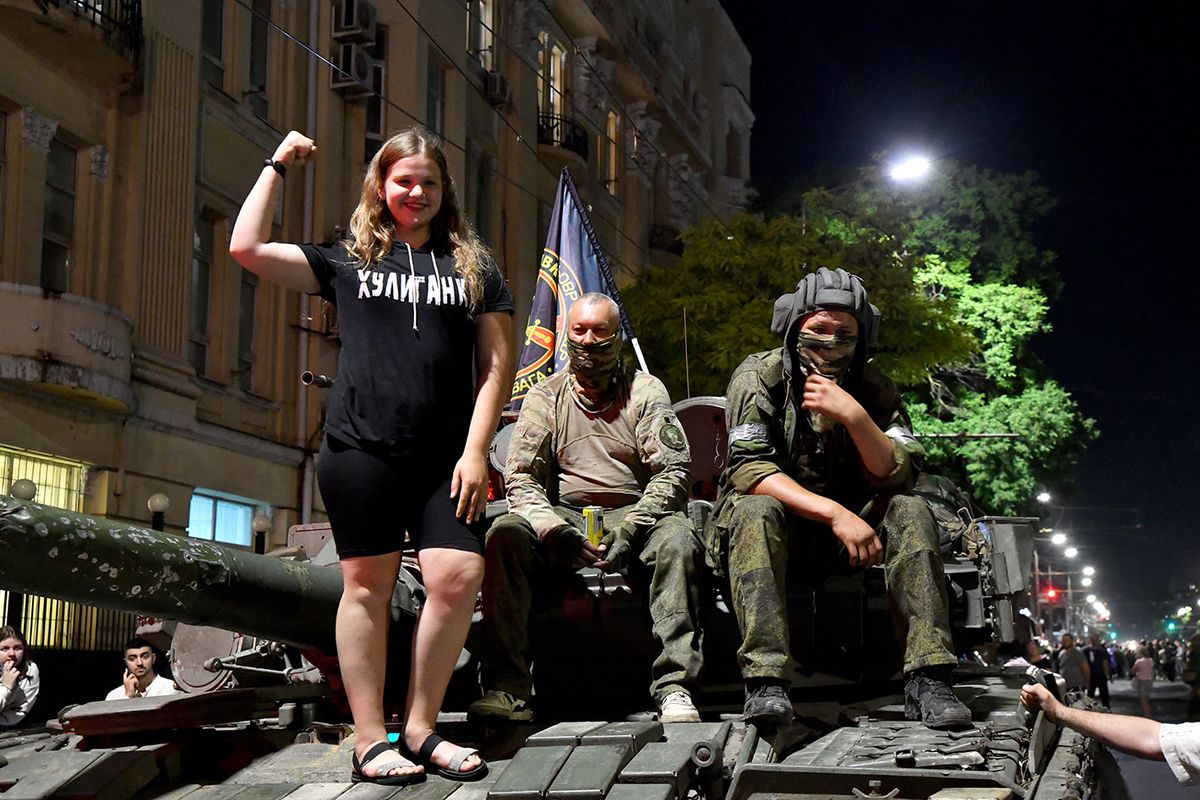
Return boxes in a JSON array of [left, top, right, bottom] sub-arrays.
[[770, 267, 880, 383]]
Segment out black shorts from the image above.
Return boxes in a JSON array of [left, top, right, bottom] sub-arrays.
[[317, 435, 485, 559]]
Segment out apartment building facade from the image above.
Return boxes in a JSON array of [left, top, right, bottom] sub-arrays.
[[0, 0, 751, 642]]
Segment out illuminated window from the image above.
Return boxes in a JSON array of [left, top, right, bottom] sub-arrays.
[[536, 32, 565, 117], [604, 111, 620, 196], [0, 444, 88, 512], [188, 489, 267, 547], [0, 445, 132, 652]]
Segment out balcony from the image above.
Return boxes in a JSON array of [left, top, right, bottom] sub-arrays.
[[0, 283, 134, 412], [0, 0, 142, 89], [538, 113, 589, 161]]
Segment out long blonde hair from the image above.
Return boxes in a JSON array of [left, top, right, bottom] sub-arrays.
[[347, 127, 491, 314]]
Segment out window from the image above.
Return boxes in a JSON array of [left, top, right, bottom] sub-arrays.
[[364, 25, 388, 163], [0, 111, 7, 254], [190, 213, 214, 376], [426, 53, 446, 136], [202, 0, 224, 89], [466, 0, 494, 71], [0, 445, 133, 653], [604, 111, 620, 196], [248, 0, 269, 117], [0, 444, 88, 512], [465, 139, 492, 236], [236, 268, 257, 392], [726, 125, 744, 179], [42, 138, 76, 294], [188, 490, 266, 547], [536, 32, 566, 117]]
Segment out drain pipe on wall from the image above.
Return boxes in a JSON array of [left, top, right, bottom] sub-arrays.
[[296, 0, 320, 525]]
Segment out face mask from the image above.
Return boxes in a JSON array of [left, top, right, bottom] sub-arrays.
[[794, 331, 858, 380], [567, 333, 623, 394], [792, 331, 857, 435]]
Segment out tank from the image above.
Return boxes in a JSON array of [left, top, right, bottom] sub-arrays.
[[0, 425, 1124, 800]]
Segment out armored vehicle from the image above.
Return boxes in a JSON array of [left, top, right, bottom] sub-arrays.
[[0, 400, 1121, 799]]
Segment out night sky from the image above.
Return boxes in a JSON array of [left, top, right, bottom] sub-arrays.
[[718, 2, 1200, 636]]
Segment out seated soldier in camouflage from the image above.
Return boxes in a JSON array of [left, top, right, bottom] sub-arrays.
[[470, 293, 705, 723], [709, 268, 971, 729]]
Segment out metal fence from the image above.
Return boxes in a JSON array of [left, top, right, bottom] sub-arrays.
[[47, 0, 143, 64]]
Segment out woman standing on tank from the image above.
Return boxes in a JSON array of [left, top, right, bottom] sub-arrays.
[[0, 626, 39, 728], [231, 127, 513, 784]]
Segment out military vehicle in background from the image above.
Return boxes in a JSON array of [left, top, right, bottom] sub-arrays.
[[0, 398, 1120, 799]]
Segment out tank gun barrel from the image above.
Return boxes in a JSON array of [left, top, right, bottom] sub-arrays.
[[0, 494, 341, 651]]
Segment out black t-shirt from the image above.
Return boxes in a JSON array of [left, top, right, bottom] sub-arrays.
[[300, 239, 514, 457], [1084, 645, 1110, 680]]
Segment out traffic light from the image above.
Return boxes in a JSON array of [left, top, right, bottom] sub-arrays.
[[1046, 587, 1059, 602], [1167, 621, 1177, 632]]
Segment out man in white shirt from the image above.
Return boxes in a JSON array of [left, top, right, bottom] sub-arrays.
[[104, 638, 178, 700], [1022, 682, 1200, 786]]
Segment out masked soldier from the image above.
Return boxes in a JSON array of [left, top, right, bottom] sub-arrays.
[[470, 293, 705, 723], [709, 267, 970, 729]]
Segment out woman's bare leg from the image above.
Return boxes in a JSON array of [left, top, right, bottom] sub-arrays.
[[403, 547, 485, 770]]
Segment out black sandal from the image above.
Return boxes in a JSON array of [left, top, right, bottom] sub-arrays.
[[351, 740, 426, 786], [406, 733, 488, 782]]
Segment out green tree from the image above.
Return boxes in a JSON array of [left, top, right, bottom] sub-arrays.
[[623, 160, 1096, 513]]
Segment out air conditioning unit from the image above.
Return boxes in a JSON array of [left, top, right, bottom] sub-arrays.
[[333, 0, 377, 44], [485, 71, 510, 107], [330, 42, 377, 99]]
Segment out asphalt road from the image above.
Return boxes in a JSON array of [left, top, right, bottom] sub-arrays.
[[1105, 678, 1194, 798]]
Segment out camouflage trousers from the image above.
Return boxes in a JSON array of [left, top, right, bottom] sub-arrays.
[[717, 492, 956, 681], [477, 507, 705, 703]]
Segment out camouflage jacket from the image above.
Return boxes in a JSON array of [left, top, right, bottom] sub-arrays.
[[714, 349, 918, 521], [505, 369, 691, 539]]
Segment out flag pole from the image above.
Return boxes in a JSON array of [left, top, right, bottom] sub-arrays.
[[560, 168, 650, 374]]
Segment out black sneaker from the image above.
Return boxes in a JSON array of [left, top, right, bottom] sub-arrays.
[[744, 681, 793, 727], [904, 669, 971, 729]]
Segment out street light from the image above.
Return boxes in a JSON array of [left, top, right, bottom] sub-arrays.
[[1037, 491, 1052, 504], [147, 493, 171, 532], [1086, 594, 1097, 604], [252, 514, 272, 554], [1082, 565, 1096, 577], [1081, 576, 1093, 587], [1051, 532, 1068, 545], [1064, 546, 1078, 558], [10, 479, 36, 501], [888, 154, 931, 182]]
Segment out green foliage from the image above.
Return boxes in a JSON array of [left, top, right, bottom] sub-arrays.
[[622, 158, 1096, 513]]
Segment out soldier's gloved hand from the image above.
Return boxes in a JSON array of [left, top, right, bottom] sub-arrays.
[[542, 524, 590, 569], [598, 523, 637, 574]]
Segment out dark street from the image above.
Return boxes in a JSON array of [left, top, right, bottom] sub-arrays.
[[1108, 679, 1193, 798]]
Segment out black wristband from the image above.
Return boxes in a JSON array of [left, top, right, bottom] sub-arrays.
[[264, 158, 286, 177]]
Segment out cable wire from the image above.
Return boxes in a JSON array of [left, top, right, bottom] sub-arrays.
[[229, 0, 653, 276], [536, 0, 736, 235]]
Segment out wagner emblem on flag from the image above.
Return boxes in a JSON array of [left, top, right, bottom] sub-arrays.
[[510, 168, 647, 409]]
